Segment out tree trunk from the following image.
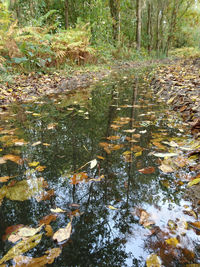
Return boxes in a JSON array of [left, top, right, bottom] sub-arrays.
[[147, 2, 152, 53], [109, 0, 120, 43], [65, 0, 69, 29], [136, 0, 142, 51]]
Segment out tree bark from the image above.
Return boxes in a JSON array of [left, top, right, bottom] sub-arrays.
[[136, 0, 142, 51], [109, 0, 120, 43], [147, 2, 152, 53], [65, 0, 69, 29]]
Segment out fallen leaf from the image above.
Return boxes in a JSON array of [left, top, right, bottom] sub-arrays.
[[139, 210, 155, 227], [90, 159, 97, 169], [3, 154, 22, 164], [50, 208, 66, 213], [123, 129, 136, 133], [35, 165, 46, 172], [107, 205, 118, 210], [138, 167, 155, 174], [0, 176, 11, 182], [159, 164, 174, 173], [39, 214, 57, 225], [146, 254, 161, 267], [32, 141, 41, 146], [0, 233, 42, 264], [165, 237, 179, 247], [17, 224, 43, 237], [106, 136, 120, 141], [45, 225, 54, 237], [28, 161, 40, 167], [188, 178, 200, 187], [53, 222, 72, 243], [13, 247, 61, 267], [0, 157, 6, 164], [152, 152, 178, 158]]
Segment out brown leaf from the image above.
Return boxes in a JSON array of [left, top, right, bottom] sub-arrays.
[[39, 214, 57, 226], [2, 154, 22, 165], [138, 167, 155, 174]]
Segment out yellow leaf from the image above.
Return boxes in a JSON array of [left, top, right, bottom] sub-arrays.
[[0, 233, 42, 265], [165, 237, 179, 247], [50, 208, 66, 213], [188, 178, 200, 187], [159, 164, 174, 173], [135, 151, 142, 157], [146, 254, 161, 267], [28, 161, 40, 167], [107, 205, 118, 210]]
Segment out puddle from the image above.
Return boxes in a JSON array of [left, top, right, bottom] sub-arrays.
[[0, 69, 200, 266]]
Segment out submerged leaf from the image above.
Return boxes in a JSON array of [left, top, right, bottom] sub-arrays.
[[0, 233, 42, 264]]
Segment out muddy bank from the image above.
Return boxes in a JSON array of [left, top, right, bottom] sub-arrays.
[[0, 58, 174, 107], [151, 57, 200, 211]]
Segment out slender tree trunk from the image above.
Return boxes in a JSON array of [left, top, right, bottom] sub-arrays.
[[147, 2, 152, 53], [136, 0, 142, 51], [109, 0, 120, 43], [65, 0, 69, 29]]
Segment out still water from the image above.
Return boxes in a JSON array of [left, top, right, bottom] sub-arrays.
[[0, 69, 199, 266]]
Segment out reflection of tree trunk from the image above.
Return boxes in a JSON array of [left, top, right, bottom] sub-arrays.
[[126, 79, 138, 204], [65, 0, 69, 29], [136, 0, 142, 51]]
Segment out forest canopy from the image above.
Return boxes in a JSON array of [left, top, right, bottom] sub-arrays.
[[0, 0, 200, 71]]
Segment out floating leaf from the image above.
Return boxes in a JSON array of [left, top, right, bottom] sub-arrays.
[[159, 164, 174, 173], [32, 141, 42, 146], [152, 152, 178, 158], [45, 225, 54, 237], [2, 224, 24, 242], [123, 129, 136, 133], [50, 208, 66, 213], [107, 205, 118, 210], [0, 176, 11, 183], [90, 159, 97, 169], [13, 247, 61, 267], [53, 222, 72, 243], [135, 151, 142, 157], [97, 156, 105, 160], [17, 225, 43, 237], [39, 214, 57, 225], [3, 154, 22, 164], [0, 233, 42, 264], [139, 210, 155, 227], [188, 178, 200, 187], [35, 165, 46, 172], [189, 221, 200, 230], [28, 161, 39, 167], [165, 237, 179, 247], [0, 158, 6, 164], [146, 254, 161, 267], [47, 123, 57, 130], [138, 167, 155, 174], [106, 136, 120, 141]]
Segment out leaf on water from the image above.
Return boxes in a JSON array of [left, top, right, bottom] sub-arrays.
[[0, 233, 42, 265], [2, 154, 22, 165], [159, 164, 174, 173], [111, 124, 122, 130], [188, 178, 200, 187], [35, 165, 46, 172], [189, 221, 200, 230], [135, 151, 142, 157], [107, 205, 118, 210], [152, 152, 178, 158], [28, 161, 40, 167], [17, 225, 43, 238], [45, 225, 54, 237], [165, 237, 179, 247], [90, 159, 97, 169], [0, 177, 47, 202], [47, 123, 57, 130], [71, 172, 88, 185], [152, 141, 166, 150], [139, 210, 155, 227], [131, 145, 144, 153], [99, 142, 112, 154], [140, 130, 147, 134], [35, 189, 54, 202], [53, 221, 72, 243], [43, 143, 51, 146], [50, 208, 66, 213], [112, 144, 124, 150], [97, 156, 105, 160], [13, 247, 61, 267], [0, 157, 6, 164], [39, 214, 57, 225], [2, 224, 24, 242], [90, 175, 104, 182], [123, 129, 136, 133], [146, 254, 161, 267], [32, 141, 42, 146], [0, 176, 11, 182], [138, 167, 155, 174], [106, 136, 120, 141]]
